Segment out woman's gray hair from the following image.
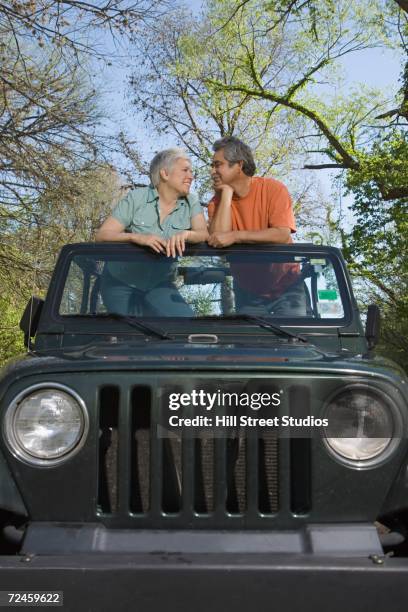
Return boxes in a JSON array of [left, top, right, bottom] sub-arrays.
[[213, 136, 256, 176], [149, 148, 190, 188]]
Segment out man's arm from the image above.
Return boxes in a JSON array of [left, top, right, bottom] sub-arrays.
[[187, 212, 210, 243], [208, 185, 234, 233], [208, 179, 295, 247], [235, 227, 291, 243], [208, 227, 291, 248]]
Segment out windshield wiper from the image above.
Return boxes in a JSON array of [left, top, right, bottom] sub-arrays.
[[69, 313, 174, 340], [215, 314, 307, 343]]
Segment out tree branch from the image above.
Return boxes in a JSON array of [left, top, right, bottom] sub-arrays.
[[205, 79, 360, 169], [303, 163, 346, 169], [378, 185, 408, 200]]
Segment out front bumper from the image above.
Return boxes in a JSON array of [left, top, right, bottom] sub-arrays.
[[1, 552, 408, 612]]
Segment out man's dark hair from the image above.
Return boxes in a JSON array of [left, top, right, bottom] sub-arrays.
[[213, 136, 256, 176]]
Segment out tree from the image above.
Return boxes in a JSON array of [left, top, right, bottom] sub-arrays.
[[0, 1, 168, 60], [0, 39, 101, 284], [0, 0, 169, 216], [198, 1, 403, 182], [342, 142, 408, 370], [0, 0, 170, 220], [0, 1, 169, 292], [0, 163, 124, 366], [128, 4, 330, 234], [1, 163, 124, 291], [0, 0, 170, 239], [0, 1, 170, 364], [0, 297, 25, 366], [170, 0, 407, 369]]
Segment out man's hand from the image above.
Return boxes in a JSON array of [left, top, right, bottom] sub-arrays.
[[212, 182, 234, 199], [166, 230, 190, 257], [133, 233, 167, 254], [219, 184, 234, 199], [208, 231, 237, 248]]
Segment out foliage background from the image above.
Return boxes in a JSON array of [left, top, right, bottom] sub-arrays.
[[0, 0, 407, 371]]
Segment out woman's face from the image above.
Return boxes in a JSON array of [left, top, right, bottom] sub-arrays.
[[161, 158, 193, 196]]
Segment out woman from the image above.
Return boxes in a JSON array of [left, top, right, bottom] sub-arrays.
[[95, 148, 208, 316]]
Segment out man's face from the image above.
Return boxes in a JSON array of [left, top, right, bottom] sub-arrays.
[[210, 149, 242, 189], [163, 157, 193, 196]]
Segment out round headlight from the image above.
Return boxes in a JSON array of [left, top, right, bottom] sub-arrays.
[[323, 386, 401, 466], [4, 384, 88, 466]]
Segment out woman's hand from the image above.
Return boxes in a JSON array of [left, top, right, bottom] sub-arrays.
[[166, 231, 190, 257], [133, 233, 167, 254]]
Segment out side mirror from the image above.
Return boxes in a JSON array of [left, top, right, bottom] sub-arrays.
[[365, 304, 381, 351], [19, 297, 44, 348]]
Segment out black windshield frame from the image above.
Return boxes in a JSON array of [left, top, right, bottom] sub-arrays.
[[43, 243, 355, 332]]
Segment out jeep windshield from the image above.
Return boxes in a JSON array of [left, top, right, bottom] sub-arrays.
[[56, 244, 349, 324]]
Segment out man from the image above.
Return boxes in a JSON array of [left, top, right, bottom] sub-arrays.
[[207, 137, 306, 317]]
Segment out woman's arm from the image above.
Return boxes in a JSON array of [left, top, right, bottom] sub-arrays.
[[95, 216, 135, 243], [95, 216, 167, 254]]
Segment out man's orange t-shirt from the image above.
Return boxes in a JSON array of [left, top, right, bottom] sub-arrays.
[[208, 177, 299, 300]]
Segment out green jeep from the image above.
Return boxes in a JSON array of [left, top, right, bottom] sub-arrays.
[[0, 242, 407, 611]]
